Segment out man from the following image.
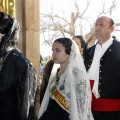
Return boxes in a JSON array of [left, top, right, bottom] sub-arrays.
[[0, 11, 37, 120], [84, 16, 120, 120]]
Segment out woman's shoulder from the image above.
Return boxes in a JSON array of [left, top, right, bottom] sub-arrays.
[[7, 49, 29, 67], [10, 49, 29, 61]]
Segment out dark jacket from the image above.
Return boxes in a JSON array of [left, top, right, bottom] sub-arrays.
[[84, 40, 120, 98], [0, 49, 37, 120]]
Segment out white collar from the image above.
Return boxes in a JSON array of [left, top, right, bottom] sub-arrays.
[[96, 37, 113, 48]]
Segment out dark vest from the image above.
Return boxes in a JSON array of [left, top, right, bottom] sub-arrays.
[[84, 40, 120, 98]]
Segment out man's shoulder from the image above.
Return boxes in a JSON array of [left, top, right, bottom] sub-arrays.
[[85, 45, 96, 54], [113, 39, 120, 45]]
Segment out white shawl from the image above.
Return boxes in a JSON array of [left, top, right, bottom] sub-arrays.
[[38, 40, 94, 120]]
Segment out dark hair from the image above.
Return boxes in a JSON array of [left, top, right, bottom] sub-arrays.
[[73, 35, 87, 49], [54, 38, 72, 55], [40, 59, 54, 104], [0, 11, 13, 34]]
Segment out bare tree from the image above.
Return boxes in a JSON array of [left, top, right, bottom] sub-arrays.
[[85, 0, 120, 47], [40, 0, 120, 47]]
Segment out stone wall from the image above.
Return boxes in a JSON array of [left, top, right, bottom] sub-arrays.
[[15, 0, 40, 77]]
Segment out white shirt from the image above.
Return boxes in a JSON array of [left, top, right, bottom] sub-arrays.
[[88, 37, 113, 98]]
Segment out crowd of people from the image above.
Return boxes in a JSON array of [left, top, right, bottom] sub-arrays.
[[39, 16, 120, 120], [1, 11, 120, 120]]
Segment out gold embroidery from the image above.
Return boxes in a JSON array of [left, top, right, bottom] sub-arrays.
[[50, 85, 69, 112], [54, 89, 69, 110]]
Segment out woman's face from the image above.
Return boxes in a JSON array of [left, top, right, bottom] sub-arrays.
[[73, 37, 83, 54], [52, 41, 70, 64]]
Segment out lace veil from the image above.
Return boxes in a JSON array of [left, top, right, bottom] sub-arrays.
[[0, 14, 20, 70], [38, 40, 93, 120]]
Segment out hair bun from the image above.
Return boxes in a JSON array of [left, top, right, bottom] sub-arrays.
[[0, 11, 13, 34]]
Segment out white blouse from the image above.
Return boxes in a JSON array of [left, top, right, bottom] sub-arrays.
[[88, 37, 113, 98]]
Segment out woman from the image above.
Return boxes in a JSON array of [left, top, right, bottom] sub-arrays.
[[40, 36, 87, 104], [0, 11, 37, 120], [73, 35, 88, 57], [38, 38, 93, 120]]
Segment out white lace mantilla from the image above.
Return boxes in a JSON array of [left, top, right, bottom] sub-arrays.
[[38, 40, 94, 120]]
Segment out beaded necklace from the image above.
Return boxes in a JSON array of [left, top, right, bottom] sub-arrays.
[[56, 68, 60, 85], [55, 68, 66, 91]]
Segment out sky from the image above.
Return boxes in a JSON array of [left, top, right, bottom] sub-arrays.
[[40, 0, 120, 57]]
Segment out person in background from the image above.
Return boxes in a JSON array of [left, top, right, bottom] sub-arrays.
[[0, 11, 37, 120], [40, 58, 54, 104], [84, 16, 120, 120], [73, 35, 88, 57], [38, 38, 93, 120]]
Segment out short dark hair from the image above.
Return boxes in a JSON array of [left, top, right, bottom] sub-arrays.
[[54, 38, 72, 55]]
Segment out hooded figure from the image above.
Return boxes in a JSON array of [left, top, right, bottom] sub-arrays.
[[0, 11, 37, 120]]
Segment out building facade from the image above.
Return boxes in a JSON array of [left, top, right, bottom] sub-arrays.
[[0, 0, 40, 77]]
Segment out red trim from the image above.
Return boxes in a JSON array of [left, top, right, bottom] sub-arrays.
[[90, 80, 120, 111]]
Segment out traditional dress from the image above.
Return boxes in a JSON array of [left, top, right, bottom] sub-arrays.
[[84, 36, 120, 120], [0, 12, 37, 120], [38, 40, 93, 120]]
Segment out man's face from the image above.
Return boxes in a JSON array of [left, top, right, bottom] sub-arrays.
[[95, 17, 114, 39]]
